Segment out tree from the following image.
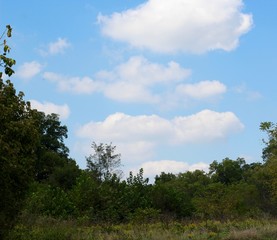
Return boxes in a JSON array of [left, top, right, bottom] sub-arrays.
[[0, 25, 39, 238], [260, 121, 277, 161], [209, 157, 246, 185], [0, 25, 79, 237], [123, 169, 152, 215], [33, 111, 71, 182], [86, 142, 122, 181]]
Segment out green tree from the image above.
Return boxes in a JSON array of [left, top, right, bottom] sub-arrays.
[[116, 168, 153, 219], [86, 142, 122, 181], [24, 183, 75, 218], [153, 170, 210, 218], [260, 121, 277, 161], [70, 171, 99, 218], [0, 25, 39, 237], [193, 182, 227, 220], [209, 157, 246, 185], [33, 111, 74, 183]]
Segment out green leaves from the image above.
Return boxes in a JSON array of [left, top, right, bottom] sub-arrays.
[[260, 121, 277, 161], [6, 25, 12, 38], [1, 25, 16, 79]]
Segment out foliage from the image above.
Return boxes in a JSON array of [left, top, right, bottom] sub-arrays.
[[260, 122, 277, 161], [86, 142, 122, 181], [0, 25, 80, 237], [124, 169, 152, 212], [209, 157, 247, 185], [24, 183, 75, 218], [0, 25, 16, 78], [0, 25, 40, 238]]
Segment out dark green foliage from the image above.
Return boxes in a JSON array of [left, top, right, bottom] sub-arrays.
[[0, 25, 80, 237], [0, 26, 39, 238], [35, 112, 69, 157], [209, 157, 246, 185], [48, 158, 81, 190], [125, 169, 152, 211], [34, 112, 70, 182], [70, 172, 98, 217]]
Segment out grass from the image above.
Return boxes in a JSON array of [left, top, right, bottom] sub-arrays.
[[6, 215, 277, 240]]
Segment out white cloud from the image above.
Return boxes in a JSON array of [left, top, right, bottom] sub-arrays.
[[139, 160, 209, 179], [16, 61, 43, 80], [103, 82, 160, 103], [98, 56, 191, 103], [43, 56, 192, 104], [43, 57, 226, 106], [99, 0, 253, 53], [176, 80, 227, 99], [97, 56, 191, 85], [49, 38, 71, 55], [77, 110, 244, 145], [40, 38, 71, 56], [172, 110, 244, 143], [30, 100, 70, 120], [43, 72, 101, 94]]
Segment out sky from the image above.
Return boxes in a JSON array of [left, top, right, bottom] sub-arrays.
[[1, 0, 277, 180]]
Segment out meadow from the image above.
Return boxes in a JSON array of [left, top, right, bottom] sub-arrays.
[[7, 215, 277, 240]]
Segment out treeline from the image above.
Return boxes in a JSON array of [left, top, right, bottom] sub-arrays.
[[20, 146, 277, 224], [1, 25, 277, 238]]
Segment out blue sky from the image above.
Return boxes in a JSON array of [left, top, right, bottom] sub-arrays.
[[1, 0, 277, 180]]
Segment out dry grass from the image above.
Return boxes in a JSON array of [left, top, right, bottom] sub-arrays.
[[226, 224, 277, 240]]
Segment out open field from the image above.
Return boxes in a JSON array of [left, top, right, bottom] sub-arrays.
[[7, 216, 277, 240]]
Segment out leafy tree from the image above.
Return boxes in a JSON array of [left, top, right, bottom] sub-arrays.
[[209, 157, 246, 185], [35, 112, 69, 157], [70, 171, 127, 223], [152, 178, 187, 218], [224, 182, 260, 218], [70, 171, 99, 218], [260, 121, 277, 161], [24, 183, 75, 218], [155, 172, 176, 184], [34, 112, 69, 181], [0, 25, 39, 237], [86, 142, 122, 181], [193, 182, 227, 220], [122, 169, 153, 215], [31, 111, 81, 189], [48, 157, 81, 190]]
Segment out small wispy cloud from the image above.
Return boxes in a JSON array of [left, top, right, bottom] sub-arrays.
[[176, 80, 227, 100], [39, 38, 71, 56], [43, 72, 101, 94], [16, 61, 43, 80], [233, 84, 262, 101]]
